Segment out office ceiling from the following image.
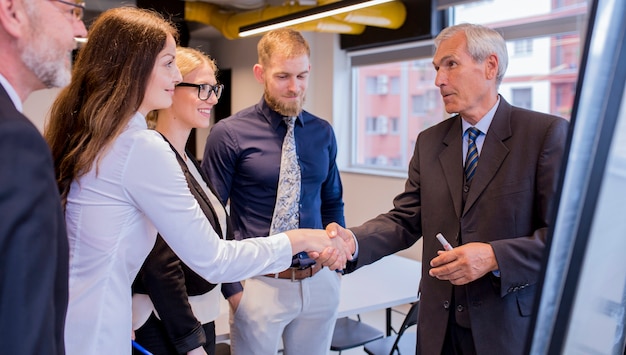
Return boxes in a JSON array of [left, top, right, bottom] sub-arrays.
[[82, 0, 407, 41]]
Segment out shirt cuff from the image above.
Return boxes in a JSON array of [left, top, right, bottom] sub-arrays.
[[348, 229, 359, 259]]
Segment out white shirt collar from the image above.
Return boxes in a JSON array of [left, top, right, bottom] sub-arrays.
[[461, 95, 501, 134], [0, 73, 23, 113]]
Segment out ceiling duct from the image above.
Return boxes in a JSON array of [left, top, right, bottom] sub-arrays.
[[184, 0, 406, 39]]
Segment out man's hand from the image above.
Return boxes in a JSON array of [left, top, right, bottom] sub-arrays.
[[313, 223, 356, 269], [428, 242, 498, 285], [286, 228, 352, 271]]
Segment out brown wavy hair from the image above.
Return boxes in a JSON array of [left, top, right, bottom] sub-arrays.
[[45, 7, 178, 204]]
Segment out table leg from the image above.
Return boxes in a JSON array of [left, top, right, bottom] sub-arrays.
[[386, 307, 392, 336]]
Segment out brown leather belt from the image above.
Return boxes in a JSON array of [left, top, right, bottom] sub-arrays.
[[265, 263, 323, 281]]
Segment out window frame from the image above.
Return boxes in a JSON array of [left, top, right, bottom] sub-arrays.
[[338, 2, 588, 178]]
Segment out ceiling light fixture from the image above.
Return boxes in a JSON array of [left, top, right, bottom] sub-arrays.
[[238, 0, 395, 37]]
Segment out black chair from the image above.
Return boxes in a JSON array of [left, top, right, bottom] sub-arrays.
[[364, 301, 419, 355], [330, 315, 384, 354]]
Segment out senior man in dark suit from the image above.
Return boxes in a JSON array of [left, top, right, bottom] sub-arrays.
[[0, 0, 86, 353], [325, 23, 569, 355]]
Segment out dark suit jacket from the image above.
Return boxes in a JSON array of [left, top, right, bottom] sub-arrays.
[[132, 140, 241, 354], [0, 86, 68, 354], [347, 97, 569, 355]]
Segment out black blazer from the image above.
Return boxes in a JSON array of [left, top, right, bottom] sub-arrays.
[[132, 137, 241, 354], [347, 98, 569, 355], [0, 86, 68, 354]]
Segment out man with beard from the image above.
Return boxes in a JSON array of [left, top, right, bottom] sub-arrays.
[[0, 0, 86, 353], [202, 28, 345, 355]]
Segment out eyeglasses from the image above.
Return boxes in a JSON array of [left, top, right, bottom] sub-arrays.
[[176, 82, 224, 101], [54, 0, 85, 21]]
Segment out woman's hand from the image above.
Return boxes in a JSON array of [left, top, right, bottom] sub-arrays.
[[187, 346, 208, 355], [284, 228, 352, 271]]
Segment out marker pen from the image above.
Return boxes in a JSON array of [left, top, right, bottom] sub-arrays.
[[436, 233, 453, 251]]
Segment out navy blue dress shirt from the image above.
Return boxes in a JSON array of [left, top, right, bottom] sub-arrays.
[[202, 97, 345, 242]]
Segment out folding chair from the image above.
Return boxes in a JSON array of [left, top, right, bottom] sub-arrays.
[[364, 301, 419, 355], [330, 315, 384, 354]]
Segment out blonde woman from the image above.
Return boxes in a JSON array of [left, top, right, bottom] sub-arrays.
[[132, 47, 238, 355]]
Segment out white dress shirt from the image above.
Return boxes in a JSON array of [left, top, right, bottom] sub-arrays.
[[131, 153, 230, 330], [64, 112, 292, 355]]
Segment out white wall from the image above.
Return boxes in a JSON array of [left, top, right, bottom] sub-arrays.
[[23, 87, 60, 133]]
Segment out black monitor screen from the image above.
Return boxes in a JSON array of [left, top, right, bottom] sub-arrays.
[[340, 0, 445, 51]]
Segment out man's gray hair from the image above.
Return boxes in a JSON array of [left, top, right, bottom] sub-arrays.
[[435, 23, 508, 87]]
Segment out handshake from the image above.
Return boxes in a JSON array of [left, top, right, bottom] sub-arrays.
[[284, 222, 355, 272]]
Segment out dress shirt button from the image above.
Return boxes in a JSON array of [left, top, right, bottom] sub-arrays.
[[443, 301, 450, 309], [457, 305, 464, 312], [463, 185, 470, 193]]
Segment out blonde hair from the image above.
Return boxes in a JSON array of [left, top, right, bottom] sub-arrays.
[[146, 47, 217, 128], [257, 28, 310, 67]]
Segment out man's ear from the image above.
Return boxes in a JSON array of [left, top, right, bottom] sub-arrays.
[[485, 53, 499, 81], [0, 0, 26, 38], [252, 63, 265, 84]]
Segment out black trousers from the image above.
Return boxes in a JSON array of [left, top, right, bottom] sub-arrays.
[[441, 302, 477, 355], [133, 312, 216, 355]]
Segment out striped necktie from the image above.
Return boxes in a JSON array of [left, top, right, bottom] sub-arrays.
[[464, 127, 481, 183]]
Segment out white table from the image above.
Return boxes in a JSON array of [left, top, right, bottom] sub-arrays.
[[216, 254, 422, 341]]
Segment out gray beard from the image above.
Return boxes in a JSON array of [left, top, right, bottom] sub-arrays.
[[20, 38, 72, 89]]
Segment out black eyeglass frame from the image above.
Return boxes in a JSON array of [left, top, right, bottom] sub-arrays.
[[55, 0, 86, 21], [176, 82, 224, 101]]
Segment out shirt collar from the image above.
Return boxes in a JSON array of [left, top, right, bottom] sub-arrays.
[[129, 111, 148, 129], [0, 73, 23, 113], [461, 95, 500, 135]]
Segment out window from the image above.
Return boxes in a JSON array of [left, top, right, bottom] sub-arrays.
[[390, 117, 399, 134], [340, 0, 588, 177], [390, 76, 401, 95], [514, 39, 533, 56], [511, 87, 532, 109]]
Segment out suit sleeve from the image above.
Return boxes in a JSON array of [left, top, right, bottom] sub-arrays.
[[347, 137, 425, 272], [0, 119, 68, 354], [137, 236, 207, 354]]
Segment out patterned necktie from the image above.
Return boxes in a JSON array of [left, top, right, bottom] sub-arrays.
[[464, 127, 481, 183], [269, 116, 301, 235]]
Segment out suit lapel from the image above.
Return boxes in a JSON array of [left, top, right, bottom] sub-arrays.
[[439, 116, 464, 219], [462, 101, 513, 215]]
